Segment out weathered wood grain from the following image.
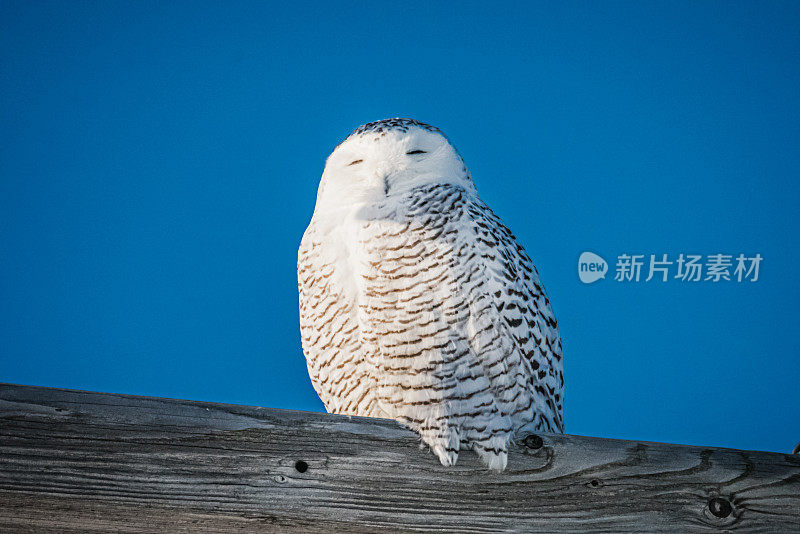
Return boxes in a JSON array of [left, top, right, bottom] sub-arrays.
[[0, 383, 797, 532]]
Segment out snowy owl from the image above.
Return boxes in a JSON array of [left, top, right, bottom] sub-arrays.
[[298, 118, 563, 470]]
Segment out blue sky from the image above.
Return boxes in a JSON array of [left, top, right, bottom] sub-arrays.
[[2, 1, 798, 454]]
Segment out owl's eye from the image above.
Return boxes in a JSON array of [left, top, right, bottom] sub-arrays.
[[347, 159, 363, 166], [406, 150, 426, 155]]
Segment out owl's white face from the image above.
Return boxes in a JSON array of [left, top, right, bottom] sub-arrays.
[[314, 119, 474, 213]]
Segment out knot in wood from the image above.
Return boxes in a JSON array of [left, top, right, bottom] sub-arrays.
[[708, 497, 732, 518], [522, 434, 543, 450], [294, 460, 308, 473]]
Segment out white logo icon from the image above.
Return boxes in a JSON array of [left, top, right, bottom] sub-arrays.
[[578, 252, 607, 284]]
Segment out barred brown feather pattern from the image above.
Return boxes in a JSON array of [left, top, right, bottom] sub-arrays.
[[297, 240, 386, 419], [299, 182, 563, 470]]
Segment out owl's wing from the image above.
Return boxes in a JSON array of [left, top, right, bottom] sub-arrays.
[[359, 183, 563, 470], [465, 193, 564, 433], [298, 221, 385, 418]]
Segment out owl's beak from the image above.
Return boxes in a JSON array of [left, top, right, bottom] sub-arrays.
[[373, 164, 392, 196]]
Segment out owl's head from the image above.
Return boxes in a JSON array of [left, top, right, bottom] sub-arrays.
[[315, 119, 474, 210]]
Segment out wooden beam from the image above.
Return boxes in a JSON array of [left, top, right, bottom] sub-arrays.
[[1, 383, 798, 532]]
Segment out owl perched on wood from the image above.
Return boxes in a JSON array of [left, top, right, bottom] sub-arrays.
[[298, 118, 563, 471]]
